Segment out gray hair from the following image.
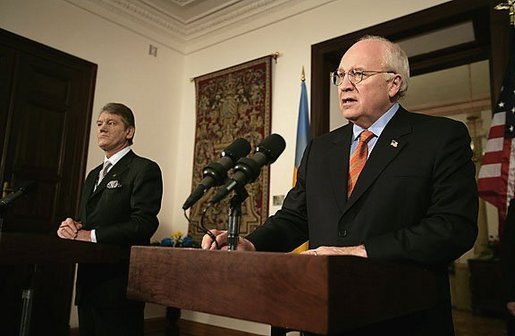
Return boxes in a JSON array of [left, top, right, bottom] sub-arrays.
[[359, 35, 410, 97]]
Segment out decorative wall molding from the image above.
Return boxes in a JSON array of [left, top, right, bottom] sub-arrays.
[[63, 0, 335, 53]]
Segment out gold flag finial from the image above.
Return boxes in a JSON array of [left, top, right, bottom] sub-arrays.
[[301, 66, 305, 82], [271, 52, 280, 63], [495, 0, 515, 26]]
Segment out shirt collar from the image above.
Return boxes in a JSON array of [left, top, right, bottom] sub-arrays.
[[104, 146, 131, 167], [352, 103, 399, 141]]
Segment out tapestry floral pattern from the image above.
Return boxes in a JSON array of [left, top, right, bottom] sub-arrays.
[[189, 56, 273, 242]]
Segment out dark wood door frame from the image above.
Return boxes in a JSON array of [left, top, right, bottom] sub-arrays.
[[0, 28, 97, 335], [310, 0, 511, 137], [0, 28, 97, 230]]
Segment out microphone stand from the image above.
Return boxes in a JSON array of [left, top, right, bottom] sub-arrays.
[[0, 185, 36, 336], [227, 185, 248, 251]]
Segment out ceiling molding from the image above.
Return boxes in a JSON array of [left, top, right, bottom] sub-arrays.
[[64, 0, 335, 54], [140, 0, 242, 24], [169, 0, 196, 6]]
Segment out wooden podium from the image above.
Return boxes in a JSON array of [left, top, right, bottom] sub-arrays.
[[128, 247, 437, 335], [0, 232, 129, 265], [0, 232, 129, 336]]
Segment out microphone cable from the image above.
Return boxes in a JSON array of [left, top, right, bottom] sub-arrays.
[[183, 206, 219, 250]]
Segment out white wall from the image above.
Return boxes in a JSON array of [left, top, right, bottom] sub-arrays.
[[0, 0, 450, 333], [0, 0, 184, 325]]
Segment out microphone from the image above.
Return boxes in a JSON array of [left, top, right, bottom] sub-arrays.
[[0, 181, 37, 210], [209, 134, 286, 205], [182, 138, 251, 210]]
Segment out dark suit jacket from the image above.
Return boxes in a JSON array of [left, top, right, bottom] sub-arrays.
[[247, 107, 478, 335], [75, 150, 163, 308]]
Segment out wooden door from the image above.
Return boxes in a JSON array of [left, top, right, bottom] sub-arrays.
[[0, 28, 96, 335], [310, 0, 511, 137]]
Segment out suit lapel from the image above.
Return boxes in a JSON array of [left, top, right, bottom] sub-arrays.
[[84, 165, 102, 199], [327, 125, 353, 213], [89, 150, 135, 198], [343, 108, 412, 212]]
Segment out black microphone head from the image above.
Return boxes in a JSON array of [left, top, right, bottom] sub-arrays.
[[256, 134, 286, 163], [221, 138, 251, 162]]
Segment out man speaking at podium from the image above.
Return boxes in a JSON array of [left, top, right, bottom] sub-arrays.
[[202, 36, 478, 336], [57, 103, 163, 336]]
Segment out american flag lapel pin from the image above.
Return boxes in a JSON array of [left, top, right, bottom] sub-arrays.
[[390, 140, 398, 148]]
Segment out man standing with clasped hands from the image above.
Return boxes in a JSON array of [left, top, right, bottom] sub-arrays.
[[202, 36, 478, 335], [57, 103, 163, 336]]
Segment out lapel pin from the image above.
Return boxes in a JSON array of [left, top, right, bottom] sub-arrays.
[[390, 140, 398, 148]]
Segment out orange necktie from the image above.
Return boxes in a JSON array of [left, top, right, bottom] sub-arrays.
[[348, 130, 374, 197]]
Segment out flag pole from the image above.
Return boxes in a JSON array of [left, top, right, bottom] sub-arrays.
[[291, 67, 310, 253]]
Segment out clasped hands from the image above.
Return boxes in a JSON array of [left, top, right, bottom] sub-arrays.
[[201, 229, 368, 257], [57, 217, 91, 242]]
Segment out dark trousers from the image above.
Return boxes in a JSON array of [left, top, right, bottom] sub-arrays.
[[78, 301, 145, 336]]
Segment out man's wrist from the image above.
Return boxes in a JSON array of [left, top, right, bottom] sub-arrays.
[[359, 244, 368, 258]]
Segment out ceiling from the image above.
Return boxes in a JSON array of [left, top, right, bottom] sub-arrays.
[[138, 0, 250, 24], [65, 0, 493, 123], [64, 0, 330, 53]]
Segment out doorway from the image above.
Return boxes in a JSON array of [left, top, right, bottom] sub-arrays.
[[309, 0, 512, 329], [0, 28, 97, 335]]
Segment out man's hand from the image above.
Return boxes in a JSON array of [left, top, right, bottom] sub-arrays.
[[57, 218, 91, 241], [57, 218, 81, 239], [301, 244, 368, 257], [201, 229, 255, 251], [75, 229, 92, 242]]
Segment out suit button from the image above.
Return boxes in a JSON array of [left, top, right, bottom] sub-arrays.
[[339, 229, 347, 237]]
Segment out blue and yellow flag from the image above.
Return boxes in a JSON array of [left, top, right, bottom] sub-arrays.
[[293, 67, 310, 185], [292, 68, 310, 253]]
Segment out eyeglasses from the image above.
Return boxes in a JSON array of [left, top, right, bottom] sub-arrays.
[[330, 69, 396, 86]]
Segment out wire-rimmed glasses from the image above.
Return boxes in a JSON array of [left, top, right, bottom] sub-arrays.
[[330, 69, 396, 86]]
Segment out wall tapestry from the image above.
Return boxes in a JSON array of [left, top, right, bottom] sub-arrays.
[[188, 55, 273, 242]]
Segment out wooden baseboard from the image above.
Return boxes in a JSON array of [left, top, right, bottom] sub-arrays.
[[69, 317, 261, 336]]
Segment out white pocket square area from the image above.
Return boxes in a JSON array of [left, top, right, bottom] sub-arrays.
[[106, 180, 122, 189]]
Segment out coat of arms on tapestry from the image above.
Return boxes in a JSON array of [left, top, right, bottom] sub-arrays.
[[188, 55, 273, 242]]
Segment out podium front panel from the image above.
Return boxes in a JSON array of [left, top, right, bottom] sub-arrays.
[[0, 232, 129, 264], [128, 247, 436, 334]]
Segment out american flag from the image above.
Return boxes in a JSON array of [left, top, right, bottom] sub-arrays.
[[478, 29, 515, 234]]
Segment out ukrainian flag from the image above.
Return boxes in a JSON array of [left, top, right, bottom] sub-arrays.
[[293, 67, 310, 185], [292, 68, 310, 253]]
